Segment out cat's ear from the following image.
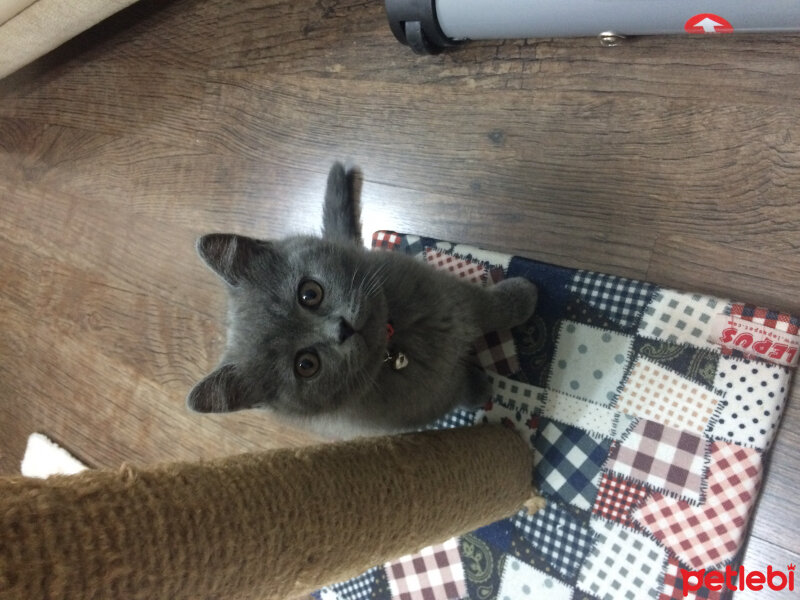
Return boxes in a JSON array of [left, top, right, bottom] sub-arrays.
[[196, 233, 272, 286], [322, 162, 362, 245], [186, 364, 250, 413]]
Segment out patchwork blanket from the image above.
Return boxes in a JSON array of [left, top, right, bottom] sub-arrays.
[[315, 232, 797, 600]]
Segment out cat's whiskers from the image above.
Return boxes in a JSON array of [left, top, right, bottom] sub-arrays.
[[361, 264, 388, 299], [348, 266, 360, 296], [348, 267, 362, 316]]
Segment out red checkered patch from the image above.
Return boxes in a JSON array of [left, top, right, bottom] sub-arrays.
[[372, 231, 402, 250], [384, 537, 466, 600], [592, 472, 649, 527], [729, 302, 799, 335], [423, 247, 488, 286], [634, 441, 762, 569], [717, 303, 800, 366]]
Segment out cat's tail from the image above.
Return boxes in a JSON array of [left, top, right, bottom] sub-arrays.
[[322, 162, 362, 245]]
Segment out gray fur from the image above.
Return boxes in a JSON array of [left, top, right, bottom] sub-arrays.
[[188, 163, 538, 436], [322, 164, 361, 244]]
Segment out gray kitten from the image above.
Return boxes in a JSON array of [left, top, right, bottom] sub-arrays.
[[187, 163, 538, 436]]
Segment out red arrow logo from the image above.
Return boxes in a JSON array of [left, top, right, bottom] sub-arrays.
[[685, 13, 734, 34]]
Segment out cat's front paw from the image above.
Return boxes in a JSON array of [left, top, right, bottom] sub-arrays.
[[495, 277, 538, 327]]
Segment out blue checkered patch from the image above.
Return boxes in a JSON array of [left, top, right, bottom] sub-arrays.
[[569, 271, 655, 330], [512, 503, 594, 582], [324, 566, 384, 600], [533, 419, 612, 510], [425, 408, 477, 431]]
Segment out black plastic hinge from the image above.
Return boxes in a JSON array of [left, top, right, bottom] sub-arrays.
[[385, 0, 462, 55]]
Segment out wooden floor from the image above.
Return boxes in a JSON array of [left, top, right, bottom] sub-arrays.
[[1, 0, 799, 596]]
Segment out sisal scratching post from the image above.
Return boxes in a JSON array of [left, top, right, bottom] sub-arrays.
[[0, 425, 541, 600]]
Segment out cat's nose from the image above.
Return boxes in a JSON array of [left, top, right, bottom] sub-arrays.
[[338, 318, 355, 343]]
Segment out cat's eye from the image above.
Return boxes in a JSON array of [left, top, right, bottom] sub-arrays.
[[298, 279, 324, 308], [294, 350, 320, 378]]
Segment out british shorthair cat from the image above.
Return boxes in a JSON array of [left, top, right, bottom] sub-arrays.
[[187, 163, 537, 436]]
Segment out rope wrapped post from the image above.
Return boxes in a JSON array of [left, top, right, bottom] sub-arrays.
[[0, 425, 542, 600]]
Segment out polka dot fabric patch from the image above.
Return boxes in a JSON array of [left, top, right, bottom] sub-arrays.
[[640, 290, 730, 350], [710, 355, 790, 449], [548, 321, 634, 406], [615, 358, 722, 435], [498, 556, 574, 600]]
